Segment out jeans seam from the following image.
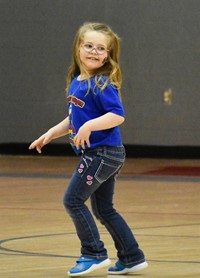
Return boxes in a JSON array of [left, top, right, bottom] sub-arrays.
[[78, 207, 101, 253], [92, 195, 126, 257], [102, 153, 125, 163]]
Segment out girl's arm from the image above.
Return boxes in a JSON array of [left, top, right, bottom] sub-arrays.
[[74, 112, 124, 149], [29, 117, 69, 154]]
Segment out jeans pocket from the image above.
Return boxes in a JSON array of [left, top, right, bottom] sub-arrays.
[[94, 159, 122, 183]]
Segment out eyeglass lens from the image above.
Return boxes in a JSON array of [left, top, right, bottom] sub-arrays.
[[82, 43, 107, 55]]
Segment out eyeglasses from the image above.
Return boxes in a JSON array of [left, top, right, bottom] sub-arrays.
[[81, 43, 109, 55]]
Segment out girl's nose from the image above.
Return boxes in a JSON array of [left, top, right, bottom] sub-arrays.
[[90, 47, 98, 54]]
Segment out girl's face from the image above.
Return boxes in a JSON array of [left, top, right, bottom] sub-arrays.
[[79, 30, 109, 76]]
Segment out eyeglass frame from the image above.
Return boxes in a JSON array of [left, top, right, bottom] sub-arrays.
[[81, 43, 109, 55]]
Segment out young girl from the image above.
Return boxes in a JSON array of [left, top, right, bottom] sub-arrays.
[[29, 22, 148, 276]]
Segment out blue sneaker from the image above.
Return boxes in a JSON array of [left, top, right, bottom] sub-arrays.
[[68, 257, 111, 276], [108, 260, 148, 275]]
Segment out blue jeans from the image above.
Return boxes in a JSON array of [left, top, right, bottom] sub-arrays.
[[63, 145, 145, 264]]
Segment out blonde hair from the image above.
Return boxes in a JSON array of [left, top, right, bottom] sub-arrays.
[[66, 22, 122, 95]]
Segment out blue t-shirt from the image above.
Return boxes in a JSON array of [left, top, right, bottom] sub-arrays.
[[67, 76, 125, 155]]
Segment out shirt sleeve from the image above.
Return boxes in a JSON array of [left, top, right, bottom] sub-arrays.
[[93, 84, 125, 117]]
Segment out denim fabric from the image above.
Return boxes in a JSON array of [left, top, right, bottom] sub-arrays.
[[63, 145, 145, 264]]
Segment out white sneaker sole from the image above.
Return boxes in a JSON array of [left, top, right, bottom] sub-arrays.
[[68, 258, 111, 276], [108, 261, 148, 275]]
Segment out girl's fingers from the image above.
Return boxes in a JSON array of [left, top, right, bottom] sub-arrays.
[[29, 139, 44, 153], [36, 146, 42, 154], [81, 139, 85, 149], [85, 138, 90, 148], [74, 137, 90, 150], [29, 142, 36, 150]]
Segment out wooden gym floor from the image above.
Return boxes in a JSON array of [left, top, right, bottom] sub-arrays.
[[0, 155, 200, 277]]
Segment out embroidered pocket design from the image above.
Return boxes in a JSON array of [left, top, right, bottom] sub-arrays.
[[87, 175, 93, 181], [86, 181, 93, 186], [86, 175, 93, 185], [78, 163, 85, 174]]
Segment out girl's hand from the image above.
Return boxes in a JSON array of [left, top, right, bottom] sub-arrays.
[[29, 117, 69, 153], [29, 132, 53, 154], [74, 123, 91, 150], [73, 113, 124, 150]]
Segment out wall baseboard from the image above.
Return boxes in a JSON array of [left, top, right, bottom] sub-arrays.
[[0, 143, 199, 159]]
